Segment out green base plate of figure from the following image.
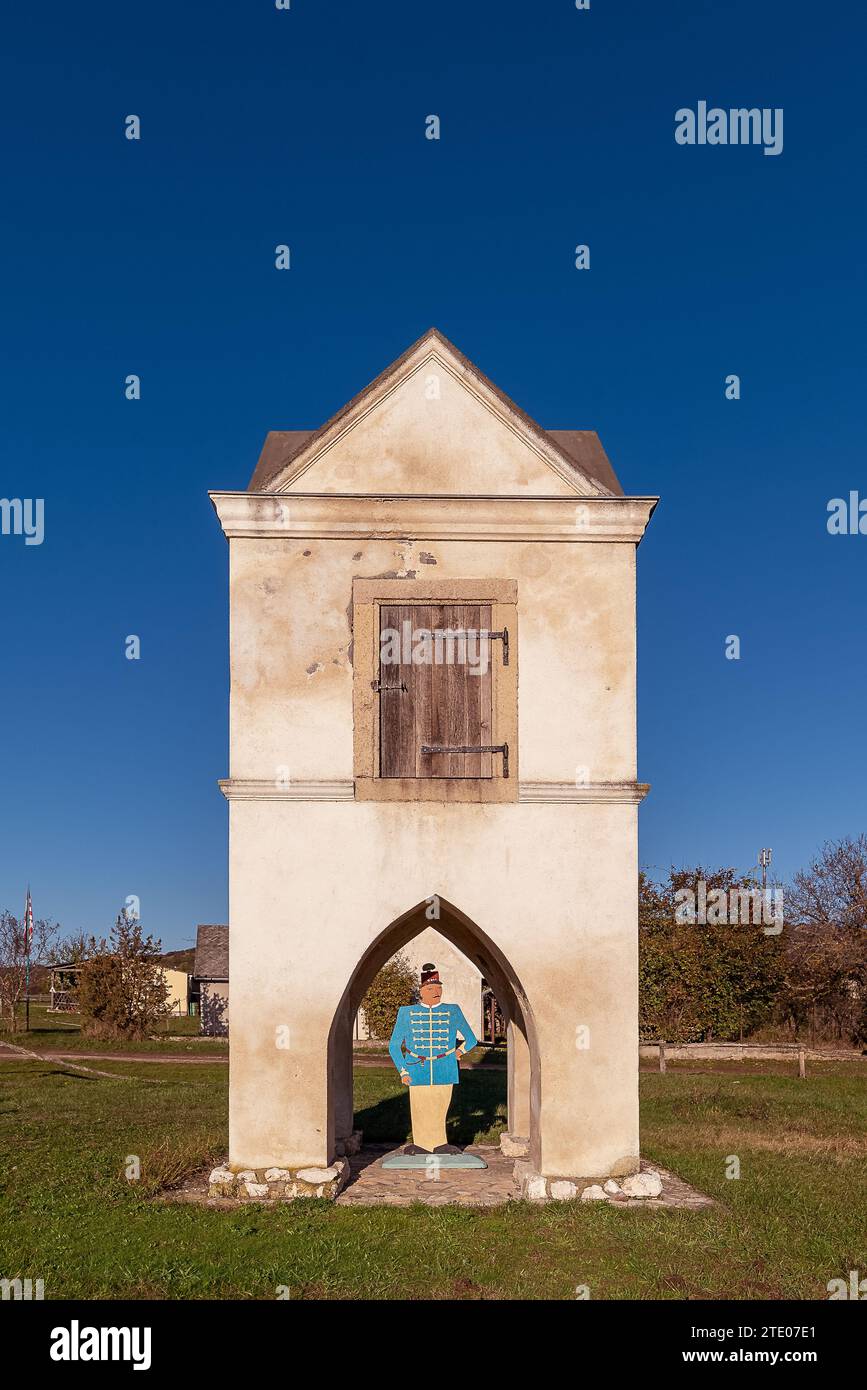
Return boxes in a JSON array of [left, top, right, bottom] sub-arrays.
[[381, 1152, 488, 1169]]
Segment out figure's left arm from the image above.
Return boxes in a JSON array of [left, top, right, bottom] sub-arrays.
[[388, 1007, 410, 1079], [453, 1007, 479, 1057]]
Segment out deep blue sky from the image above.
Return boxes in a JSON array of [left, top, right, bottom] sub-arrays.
[[2, 1, 864, 950]]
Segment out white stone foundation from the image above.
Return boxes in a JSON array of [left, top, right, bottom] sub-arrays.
[[513, 1160, 663, 1203], [498, 1133, 530, 1158], [209, 1158, 350, 1201]]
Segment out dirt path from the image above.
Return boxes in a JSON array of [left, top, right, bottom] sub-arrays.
[[0, 1044, 505, 1069], [0, 1044, 227, 1066], [0, 1040, 150, 1081], [3, 1037, 858, 1070]]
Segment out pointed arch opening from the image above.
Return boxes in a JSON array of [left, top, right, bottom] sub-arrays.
[[327, 896, 540, 1166]]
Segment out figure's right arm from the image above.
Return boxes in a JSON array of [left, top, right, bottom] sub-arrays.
[[388, 1007, 410, 1079]]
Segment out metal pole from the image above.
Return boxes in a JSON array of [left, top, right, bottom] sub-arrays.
[[24, 886, 32, 1032], [758, 848, 772, 895]]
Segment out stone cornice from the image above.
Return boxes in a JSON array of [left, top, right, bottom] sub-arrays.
[[219, 779, 355, 801], [219, 778, 650, 804], [209, 492, 658, 545], [519, 781, 650, 804]]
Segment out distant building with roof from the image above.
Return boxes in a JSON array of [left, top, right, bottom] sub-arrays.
[[193, 924, 229, 1035]]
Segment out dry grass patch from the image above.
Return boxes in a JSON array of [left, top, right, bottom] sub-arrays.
[[661, 1123, 867, 1162], [118, 1135, 227, 1197]]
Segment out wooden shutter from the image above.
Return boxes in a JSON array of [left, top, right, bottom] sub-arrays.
[[379, 603, 494, 779]]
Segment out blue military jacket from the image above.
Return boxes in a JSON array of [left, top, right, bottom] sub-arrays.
[[388, 1002, 479, 1087]]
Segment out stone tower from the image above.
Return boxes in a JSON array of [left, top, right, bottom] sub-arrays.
[[210, 329, 656, 1186]]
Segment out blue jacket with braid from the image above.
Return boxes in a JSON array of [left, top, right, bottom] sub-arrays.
[[388, 1002, 478, 1087]]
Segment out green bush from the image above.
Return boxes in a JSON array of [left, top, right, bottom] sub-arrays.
[[638, 867, 783, 1043], [78, 910, 169, 1040], [361, 952, 418, 1040]]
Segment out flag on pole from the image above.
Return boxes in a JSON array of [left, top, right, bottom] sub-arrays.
[[24, 886, 33, 953], [23, 887, 34, 1032]]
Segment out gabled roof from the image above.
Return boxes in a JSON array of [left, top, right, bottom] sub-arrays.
[[249, 431, 314, 491], [247, 328, 623, 497], [546, 432, 623, 498], [194, 924, 229, 980]]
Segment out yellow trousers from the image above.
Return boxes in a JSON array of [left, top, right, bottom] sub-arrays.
[[409, 1083, 452, 1151]]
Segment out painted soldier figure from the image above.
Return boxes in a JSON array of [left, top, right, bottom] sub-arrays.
[[388, 963, 479, 1154]]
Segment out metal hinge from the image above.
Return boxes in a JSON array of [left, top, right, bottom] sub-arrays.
[[440, 627, 509, 666], [421, 742, 510, 778], [489, 628, 509, 666], [372, 679, 408, 693]]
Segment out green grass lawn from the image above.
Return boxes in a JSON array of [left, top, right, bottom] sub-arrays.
[[1, 1057, 864, 1299], [0, 1005, 228, 1054]]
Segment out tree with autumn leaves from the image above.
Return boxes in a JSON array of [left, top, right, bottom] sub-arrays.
[[779, 834, 867, 1041], [638, 866, 783, 1043], [360, 951, 418, 1041], [639, 837, 867, 1044], [0, 908, 57, 1030], [76, 909, 170, 1040]]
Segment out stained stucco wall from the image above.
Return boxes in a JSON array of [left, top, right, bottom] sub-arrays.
[[279, 364, 579, 497], [223, 522, 641, 1176], [227, 798, 638, 1177], [228, 536, 636, 787]]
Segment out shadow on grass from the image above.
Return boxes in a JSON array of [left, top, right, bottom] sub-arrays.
[[0, 1027, 77, 1043], [355, 1070, 507, 1145]]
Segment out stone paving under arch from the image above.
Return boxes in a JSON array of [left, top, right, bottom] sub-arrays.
[[173, 1146, 714, 1210], [335, 1146, 715, 1208]]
